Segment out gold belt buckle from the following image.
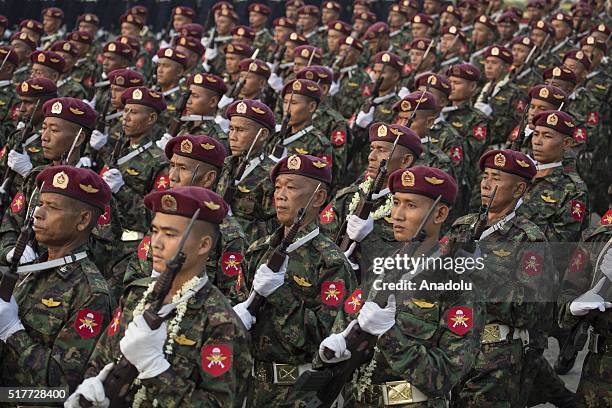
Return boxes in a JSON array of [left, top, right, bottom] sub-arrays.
[[382, 380, 413, 406], [273, 363, 298, 385], [482, 323, 502, 344]]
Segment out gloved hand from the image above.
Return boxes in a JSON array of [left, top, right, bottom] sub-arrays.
[[474, 102, 493, 117], [346, 214, 374, 242], [16, 121, 25, 131], [252, 257, 288, 297], [6, 244, 37, 265], [204, 46, 218, 61], [78, 156, 92, 168], [358, 295, 396, 336], [398, 86, 411, 99], [355, 107, 375, 128], [232, 292, 257, 330], [343, 242, 359, 270], [102, 169, 124, 194], [218, 94, 235, 110], [7, 149, 32, 177], [0, 296, 24, 342], [319, 320, 358, 363], [90, 130, 108, 150], [570, 277, 612, 316], [120, 314, 170, 379], [266, 61, 278, 72], [156, 133, 173, 151], [329, 81, 340, 96], [268, 72, 284, 92], [215, 115, 230, 133], [63, 363, 114, 408]]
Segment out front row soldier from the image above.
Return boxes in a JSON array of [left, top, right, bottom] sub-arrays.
[[319, 166, 484, 407], [66, 187, 253, 407], [0, 166, 113, 391]]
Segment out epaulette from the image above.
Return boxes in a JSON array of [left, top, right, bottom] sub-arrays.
[[451, 213, 478, 227]]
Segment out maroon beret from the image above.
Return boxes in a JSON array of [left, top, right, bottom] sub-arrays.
[[282, 78, 323, 102], [42, 7, 64, 20], [176, 35, 205, 56], [172, 6, 195, 18], [543, 66, 577, 85], [533, 110, 576, 137], [591, 23, 610, 36], [103, 41, 133, 60], [128, 5, 148, 17], [394, 90, 438, 112], [20, 19, 43, 35], [43, 97, 97, 129], [0, 15, 8, 28], [527, 0, 545, 8], [479, 149, 536, 180], [297, 5, 320, 17], [294, 45, 322, 63], [217, 8, 239, 22], [389, 166, 458, 205], [447, 63, 480, 82], [563, 49, 592, 71], [157, 47, 188, 68], [77, 13, 100, 26], [10, 32, 37, 50], [552, 11, 572, 27], [67, 31, 93, 45], [188, 72, 228, 95], [532, 20, 554, 35], [528, 84, 567, 108], [410, 37, 435, 51], [296, 65, 333, 85], [116, 35, 141, 56], [415, 72, 452, 97], [572, 4, 592, 17], [226, 99, 275, 130], [120, 13, 145, 29], [399, 0, 419, 11], [145, 187, 229, 224], [484, 44, 513, 64], [353, 0, 369, 6], [390, 3, 411, 18], [353, 11, 377, 24], [274, 17, 297, 30], [0, 46, 19, 67], [328, 20, 352, 36], [368, 122, 423, 157], [287, 32, 308, 45], [322, 1, 341, 12], [441, 4, 461, 20], [503, 6, 523, 18], [213, 1, 234, 12], [121, 87, 167, 113], [497, 11, 519, 24], [363, 22, 389, 40], [108, 68, 145, 88], [165, 134, 227, 168], [179, 23, 204, 39], [474, 14, 496, 31], [581, 35, 607, 53], [238, 58, 271, 79], [31, 50, 65, 73], [412, 13, 434, 27], [440, 26, 467, 44], [36, 166, 111, 210], [233, 25, 256, 41], [270, 153, 332, 185], [224, 42, 254, 57], [458, 0, 478, 10], [511, 35, 534, 48], [50, 40, 78, 58], [341, 35, 364, 52], [16, 77, 58, 98], [249, 3, 271, 15], [373, 51, 404, 72]]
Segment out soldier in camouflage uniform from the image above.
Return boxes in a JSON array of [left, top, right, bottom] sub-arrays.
[[203, 8, 239, 76], [298, 5, 326, 49], [68, 187, 252, 408], [66, 31, 98, 97], [92, 41, 134, 111], [235, 58, 272, 102], [221, 42, 253, 88], [549, 12, 576, 62], [249, 3, 274, 60], [175, 35, 206, 82], [323, 19, 351, 67], [231, 153, 356, 406], [401, 36, 438, 90], [0, 166, 113, 392], [49, 41, 87, 100], [154, 47, 188, 127], [0, 46, 18, 144], [9, 32, 37, 84], [388, 3, 413, 52], [318, 0, 342, 49], [40, 7, 64, 50], [528, 20, 558, 71], [468, 15, 498, 78], [330, 36, 369, 119], [437, 26, 468, 73], [511, 36, 545, 96]]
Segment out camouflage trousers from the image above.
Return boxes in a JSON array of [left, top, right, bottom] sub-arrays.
[[521, 348, 575, 407], [575, 351, 612, 407]]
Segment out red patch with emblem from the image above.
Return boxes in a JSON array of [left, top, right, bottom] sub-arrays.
[[569, 248, 587, 274], [319, 202, 335, 224], [602, 209, 612, 225], [0, 144, 6, 160], [136, 57, 145, 69], [522, 251, 543, 276], [221, 252, 243, 276], [403, 63, 413, 75], [154, 175, 169, 190], [320, 154, 333, 166], [83, 76, 95, 88], [472, 125, 487, 141], [10, 105, 19, 121], [570, 200, 585, 221], [321, 281, 344, 306], [362, 84, 372, 97], [74, 308, 103, 339], [96, 53, 104, 64], [99, 166, 109, 177], [137, 236, 151, 261], [97, 205, 111, 225], [107, 307, 122, 336], [587, 112, 599, 125], [201, 344, 232, 376], [144, 40, 155, 53], [331, 130, 346, 146], [10, 192, 25, 214], [573, 127, 587, 143], [447, 306, 473, 335], [343, 288, 363, 314], [510, 126, 520, 141], [450, 146, 463, 161], [515, 99, 526, 113]]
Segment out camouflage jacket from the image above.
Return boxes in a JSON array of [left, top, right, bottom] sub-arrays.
[[253, 28, 275, 61], [92, 85, 111, 113], [0, 245, 113, 391], [268, 124, 334, 167], [0, 80, 17, 140], [178, 119, 229, 153], [514, 66, 544, 95], [476, 78, 525, 146], [246, 221, 357, 364], [86, 276, 252, 407], [312, 100, 349, 187], [416, 138, 455, 179], [304, 30, 326, 50], [157, 85, 182, 128], [12, 64, 31, 85], [330, 64, 369, 119], [57, 74, 88, 100]]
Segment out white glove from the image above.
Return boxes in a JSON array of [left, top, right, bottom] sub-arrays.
[[355, 107, 375, 128], [120, 314, 170, 379], [7, 149, 33, 177], [358, 295, 396, 336], [215, 115, 230, 133], [570, 277, 612, 316], [252, 257, 288, 297], [398, 86, 411, 99], [218, 94, 235, 110], [6, 245, 36, 265], [319, 320, 357, 363], [0, 296, 24, 342], [84, 98, 96, 109], [204, 46, 218, 61], [343, 242, 359, 271], [232, 292, 257, 330], [102, 169, 124, 194], [268, 72, 284, 92], [64, 363, 114, 408], [329, 80, 340, 96], [16, 121, 25, 131], [156, 132, 173, 151], [266, 61, 278, 72], [474, 102, 493, 117], [346, 214, 374, 242], [90, 130, 108, 150], [78, 156, 92, 168]]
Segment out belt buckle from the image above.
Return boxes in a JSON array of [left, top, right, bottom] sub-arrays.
[[482, 323, 501, 344], [273, 363, 298, 385], [382, 380, 413, 406], [255, 362, 269, 382]]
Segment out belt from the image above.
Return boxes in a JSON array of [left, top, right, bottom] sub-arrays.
[[589, 333, 611, 355], [481, 323, 529, 346], [121, 229, 145, 242], [252, 360, 312, 385], [358, 380, 428, 406]]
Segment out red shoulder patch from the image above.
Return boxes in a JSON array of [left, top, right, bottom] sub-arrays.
[[321, 281, 344, 306], [472, 125, 487, 141], [154, 175, 169, 190], [107, 307, 122, 336], [402, 63, 413, 75], [450, 146, 463, 161], [10, 192, 25, 214], [331, 130, 346, 146], [447, 306, 473, 335], [0, 144, 6, 160], [587, 112, 599, 125], [137, 236, 151, 261], [361, 84, 372, 97], [515, 99, 526, 113], [569, 248, 587, 274], [602, 209, 612, 225], [319, 202, 335, 225], [522, 251, 543, 276], [144, 40, 155, 53], [573, 127, 587, 143], [570, 200, 585, 221], [10, 105, 19, 121], [221, 252, 243, 276], [99, 166, 109, 177], [97, 204, 111, 225], [74, 308, 103, 339], [343, 288, 363, 314], [320, 154, 333, 166], [201, 344, 232, 377], [136, 57, 145, 69], [510, 125, 519, 141]]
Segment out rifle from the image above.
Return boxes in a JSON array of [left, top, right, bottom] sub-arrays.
[[510, 101, 531, 151], [167, 89, 192, 137], [0, 49, 12, 73], [270, 44, 287, 75], [61, 128, 83, 165], [270, 88, 294, 159], [223, 128, 262, 205], [105, 129, 126, 171], [86, 208, 201, 407], [226, 49, 260, 99], [247, 183, 322, 316], [404, 38, 435, 89], [361, 74, 383, 113], [461, 185, 497, 253], [292, 195, 443, 408], [0, 184, 41, 301]]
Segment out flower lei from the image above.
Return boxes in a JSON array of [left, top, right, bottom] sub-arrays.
[[348, 177, 393, 221], [131, 276, 203, 408], [354, 346, 379, 401]]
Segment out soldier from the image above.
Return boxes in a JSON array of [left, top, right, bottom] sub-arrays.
[[497, 11, 520, 46], [119, 13, 146, 43], [0, 165, 113, 391], [468, 15, 498, 75], [438, 26, 468, 71], [162, 5, 196, 46], [236, 58, 271, 101], [362, 22, 392, 60], [92, 41, 134, 110], [388, 3, 413, 52], [9, 32, 38, 84], [203, 8, 239, 74], [329, 36, 369, 119], [297, 5, 325, 49], [29, 50, 65, 85], [40, 7, 64, 50], [0, 46, 18, 141], [529, 20, 557, 72], [320, 1, 342, 38], [440, 4, 462, 29], [232, 153, 356, 405], [66, 31, 97, 94], [221, 42, 253, 86], [352, 11, 377, 40], [231, 26, 256, 47], [249, 3, 274, 60], [175, 36, 206, 79], [580, 36, 610, 107], [324, 20, 351, 67], [67, 187, 253, 407], [19, 19, 44, 44], [275, 32, 308, 81], [550, 12, 575, 60], [458, 0, 479, 27], [511, 36, 542, 94], [286, 0, 305, 21], [49, 41, 87, 100], [403, 37, 437, 88], [154, 48, 188, 124]]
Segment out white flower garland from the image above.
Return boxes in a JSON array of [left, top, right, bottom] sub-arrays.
[[354, 346, 379, 401], [348, 178, 393, 221], [131, 276, 203, 408]]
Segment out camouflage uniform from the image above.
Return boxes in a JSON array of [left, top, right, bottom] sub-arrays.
[[0, 80, 17, 144], [389, 29, 412, 55], [178, 119, 229, 153], [330, 65, 369, 118], [476, 79, 525, 146], [72, 57, 99, 97], [253, 28, 275, 60], [57, 74, 88, 99], [269, 125, 334, 170], [158, 86, 182, 128], [312, 100, 349, 187], [416, 138, 455, 179], [12, 64, 31, 85], [304, 30, 325, 50], [514, 67, 544, 95], [0, 246, 113, 391]]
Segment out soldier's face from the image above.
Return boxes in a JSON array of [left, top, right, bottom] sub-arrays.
[[368, 141, 412, 179], [472, 23, 492, 46], [372, 64, 398, 93], [33, 193, 90, 246], [69, 41, 88, 57], [19, 97, 42, 120], [526, 7, 543, 21], [353, 20, 367, 35], [512, 44, 531, 67], [229, 116, 267, 156], [56, 52, 74, 72], [448, 76, 475, 101], [409, 48, 425, 67], [78, 22, 97, 36], [531, 126, 567, 163], [423, 0, 440, 14], [322, 9, 339, 25], [388, 11, 406, 28], [103, 53, 129, 74], [551, 20, 571, 41], [581, 45, 602, 64], [527, 98, 556, 129], [43, 16, 61, 34], [173, 15, 192, 32], [186, 86, 218, 116], [169, 154, 214, 188], [530, 29, 548, 46], [480, 168, 526, 210], [274, 27, 292, 43], [22, 28, 41, 43], [298, 15, 317, 31], [249, 12, 267, 28], [239, 72, 265, 98], [216, 16, 235, 36], [484, 57, 508, 81], [293, 56, 310, 74], [41, 117, 83, 161], [156, 58, 184, 87], [225, 53, 241, 74], [122, 104, 155, 136], [30, 63, 60, 82], [110, 85, 126, 109], [544, 78, 574, 95], [439, 34, 456, 54], [10, 40, 31, 63], [411, 23, 429, 38], [232, 34, 252, 46], [120, 23, 139, 38], [274, 174, 324, 226], [327, 30, 343, 53], [391, 192, 446, 241], [563, 58, 585, 81], [175, 46, 198, 69], [408, 111, 434, 137], [283, 93, 316, 126], [286, 6, 298, 20], [498, 23, 516, 40], [440, 13, 459, 28], [459, 8, 476, 24]]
